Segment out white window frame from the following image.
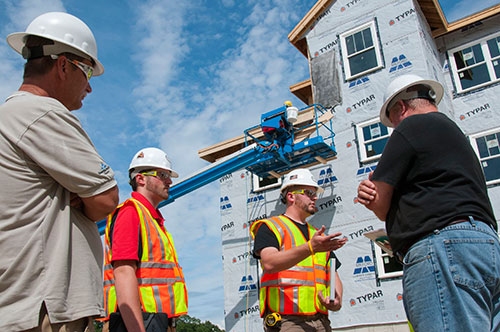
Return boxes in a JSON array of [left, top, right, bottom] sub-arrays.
[[356, 118, 393, 164], [252, 174, 281, 193], [448, 32, 500, 93], [373, 246, 403, 280], [340, 21, 383, 80], [469, 127, 500, 186]]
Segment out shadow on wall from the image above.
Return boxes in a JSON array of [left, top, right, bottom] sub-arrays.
[[309, 194, 338, 232], [224, 292, 260, 331]]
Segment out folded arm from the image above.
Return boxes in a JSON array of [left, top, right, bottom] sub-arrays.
[[80, 185, 119, 221], [357, 173, 394, 221]]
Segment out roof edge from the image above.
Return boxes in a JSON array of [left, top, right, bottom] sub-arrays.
[[288, 0, 334, 47], [435, 3, 500, 37]]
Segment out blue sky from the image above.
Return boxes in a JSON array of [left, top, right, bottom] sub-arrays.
[[440, 0, 499, 22], [0, 0, 497, 328]]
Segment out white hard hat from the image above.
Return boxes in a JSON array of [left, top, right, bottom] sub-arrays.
[[280, 168, 324, 194], [129, 147, 179, 179], [379, 74, 443, 127], [7, 12, 104, 76]]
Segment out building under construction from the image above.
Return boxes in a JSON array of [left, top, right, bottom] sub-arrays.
[[144, 0, 500, 330]]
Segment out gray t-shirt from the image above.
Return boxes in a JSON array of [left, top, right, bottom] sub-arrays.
[[0, 92, 117, 331]]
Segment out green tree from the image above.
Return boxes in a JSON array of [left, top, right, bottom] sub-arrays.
[[93, 320, 103, 332], [176, 314, 225, 332]]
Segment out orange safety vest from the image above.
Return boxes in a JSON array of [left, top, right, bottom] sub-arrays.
[[250, 215, 330, 316], [103, 198, 188, 318]]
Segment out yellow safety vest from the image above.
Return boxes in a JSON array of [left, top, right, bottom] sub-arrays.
[[103, 198, 188, 318], [250, 216, 330, 316]]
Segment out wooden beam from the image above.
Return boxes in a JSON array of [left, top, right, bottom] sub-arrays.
[[288, 0, 334, 55], [441, 4, 500, 37]]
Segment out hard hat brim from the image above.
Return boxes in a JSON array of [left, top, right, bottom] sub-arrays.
[[280, 169, 324, 194], [7, 32, 104, 76]]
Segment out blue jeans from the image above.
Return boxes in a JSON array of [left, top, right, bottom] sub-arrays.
[[401, 217, 500, 332]]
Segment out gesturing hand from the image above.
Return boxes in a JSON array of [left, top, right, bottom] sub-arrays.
[[310, 225, 348, 253]]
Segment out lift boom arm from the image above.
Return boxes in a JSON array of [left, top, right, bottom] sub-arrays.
[[97, 103, 336, 235]]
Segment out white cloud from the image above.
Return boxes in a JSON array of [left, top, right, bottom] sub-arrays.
[[131, 1, 190, 116]]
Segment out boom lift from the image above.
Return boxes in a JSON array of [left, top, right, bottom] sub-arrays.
[[98, 102, 337, 235]]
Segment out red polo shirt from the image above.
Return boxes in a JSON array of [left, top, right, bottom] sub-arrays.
[[110, 192, 165, 261]]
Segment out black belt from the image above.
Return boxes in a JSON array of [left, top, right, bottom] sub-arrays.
[[275, 312, 327, 321], [395, 218, 470, 264]]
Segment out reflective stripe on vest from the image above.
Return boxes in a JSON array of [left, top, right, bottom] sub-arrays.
[[250, 215, 330, 316], [103, 198, 188, 318]]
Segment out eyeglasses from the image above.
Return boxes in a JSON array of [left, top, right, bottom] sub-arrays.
[[67, 59, 93, 81], [51, 55, 93, 81], [290, 189, 318, 198], [140, 170, 171, 180]]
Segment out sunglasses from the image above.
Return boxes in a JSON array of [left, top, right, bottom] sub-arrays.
[[290, 189, 318, 198], [51, 54, 94, 81], [140, 170, 172, 180], [67, 58, 93, 81]]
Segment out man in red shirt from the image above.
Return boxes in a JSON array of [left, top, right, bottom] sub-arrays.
[[102, 147, 188, 332]]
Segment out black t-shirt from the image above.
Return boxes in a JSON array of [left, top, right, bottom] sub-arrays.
[[252, 215, 341, 271], [372, 112, 496, 253]]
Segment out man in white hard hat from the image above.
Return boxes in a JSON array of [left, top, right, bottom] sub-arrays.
[[251, 168, 347, 332], [0, 12, 118, 332], [357, 74, 499, 331], [102, 147, 188, 332]]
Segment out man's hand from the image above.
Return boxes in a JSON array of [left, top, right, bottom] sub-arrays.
[[309, 226, 348, 253], [319, 290, 342, 312], [259, 227, 347, 273], [357, 172, 377, 206], [356, 171, 394, 221], [70, 192, 83, 210]]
